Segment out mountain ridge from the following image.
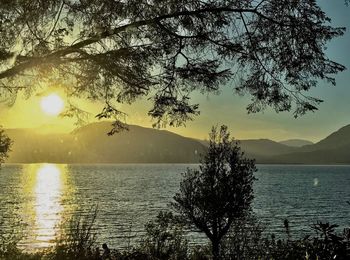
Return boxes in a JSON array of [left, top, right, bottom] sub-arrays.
[[279, 139, 314, 147], [4, 122, 350, 164], [5, 122, 206, 163]]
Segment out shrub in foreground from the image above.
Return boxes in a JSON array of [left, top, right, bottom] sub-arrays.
[[139, 211, 189, 260]]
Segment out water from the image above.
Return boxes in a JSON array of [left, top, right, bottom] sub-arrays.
[[0, 164, 349, 250]]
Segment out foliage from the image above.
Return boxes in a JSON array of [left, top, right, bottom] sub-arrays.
[[218, 219, 350, 260], [48, 207, 98, 260], [188, 245, 211, 260], [0, 231, 22, 260], [140, 211, 189, 260], [0, 0, 346, 130], [261, 222, 350, 260], [173, 125, 256, 259], [0, 212, 349, 260], [0, 127, 12, 166], [305, 222, 350, 260], [0, 218, 42, 260], [220, 214, 266, 259]]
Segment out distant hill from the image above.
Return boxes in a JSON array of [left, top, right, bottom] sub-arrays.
[[300, 125, 350, 152], [4, 123, 350, 164], [269, 125, 350, 164], [279, 139, 314, 147], [5, 122, 206, 163], [265, 144, 350, 164], [195, 125, 350, 164], [240, 139, 296, 158], [195, 138, 296, 161]]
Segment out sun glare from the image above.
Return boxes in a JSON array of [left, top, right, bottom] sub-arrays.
[[40, 93, 64, 116], [19, 164, 67, 248], [35, 164, 64, 247]]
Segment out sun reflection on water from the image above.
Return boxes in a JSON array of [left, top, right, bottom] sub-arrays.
[[21, 164, 70, 248], [34, 164, 63, 247]]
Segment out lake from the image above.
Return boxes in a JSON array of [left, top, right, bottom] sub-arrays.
[[0, 164, 349, 250]]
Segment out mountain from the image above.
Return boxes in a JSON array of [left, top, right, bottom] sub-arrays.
[[195, 138, 296, 161], [71, 122, 206, 163], [240, 139, 296, 158], [266, 145, 350, 164], [197, 125, 350, 164], [279, 139, 314, 147], [4, 123, 350, 164], [5, 122, 206, 163], [300, 125, 350, 152], [269, 125, 350, 164]]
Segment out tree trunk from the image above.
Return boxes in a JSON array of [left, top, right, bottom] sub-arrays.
[[211, 239, 220, 260]]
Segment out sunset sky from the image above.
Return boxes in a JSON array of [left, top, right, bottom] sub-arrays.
[[0, 0, 349, 142]]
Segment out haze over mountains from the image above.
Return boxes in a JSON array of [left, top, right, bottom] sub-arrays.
[[4, 122, 350, 164], [267, 124, 350, 164], [278, 139, 314, 147], [5, 122, 205, 163]]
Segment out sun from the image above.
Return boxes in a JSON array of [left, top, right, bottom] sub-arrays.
[[40, 93, 64, 116]]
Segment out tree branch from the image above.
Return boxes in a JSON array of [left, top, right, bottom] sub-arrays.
[[0, 6, 285, 80]]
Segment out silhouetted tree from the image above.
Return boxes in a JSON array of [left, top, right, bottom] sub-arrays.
[[173, 125, 256, 260], [0, 127, 11, 166], [0, 1, 345, 131]]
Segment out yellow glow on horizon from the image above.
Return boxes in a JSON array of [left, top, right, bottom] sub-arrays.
[[40, 93, 64, 116]]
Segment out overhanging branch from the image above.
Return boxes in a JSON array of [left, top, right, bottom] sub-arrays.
[[0, 6, 285, 80]]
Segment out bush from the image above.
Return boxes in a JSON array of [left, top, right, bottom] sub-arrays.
[[220, 214, 266, 259], [48, 207, 98, 260], [140, 211, 188, 260], [0, 127, 12, 166], [262, 221, 350, 260], [188, 245, 211, 260], [0, 218, 35, 260]]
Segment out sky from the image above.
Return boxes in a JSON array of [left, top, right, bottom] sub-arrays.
[[0, 0, 349, 142]]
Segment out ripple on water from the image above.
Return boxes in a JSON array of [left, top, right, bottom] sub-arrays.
[[0, 164, 349, 250]]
